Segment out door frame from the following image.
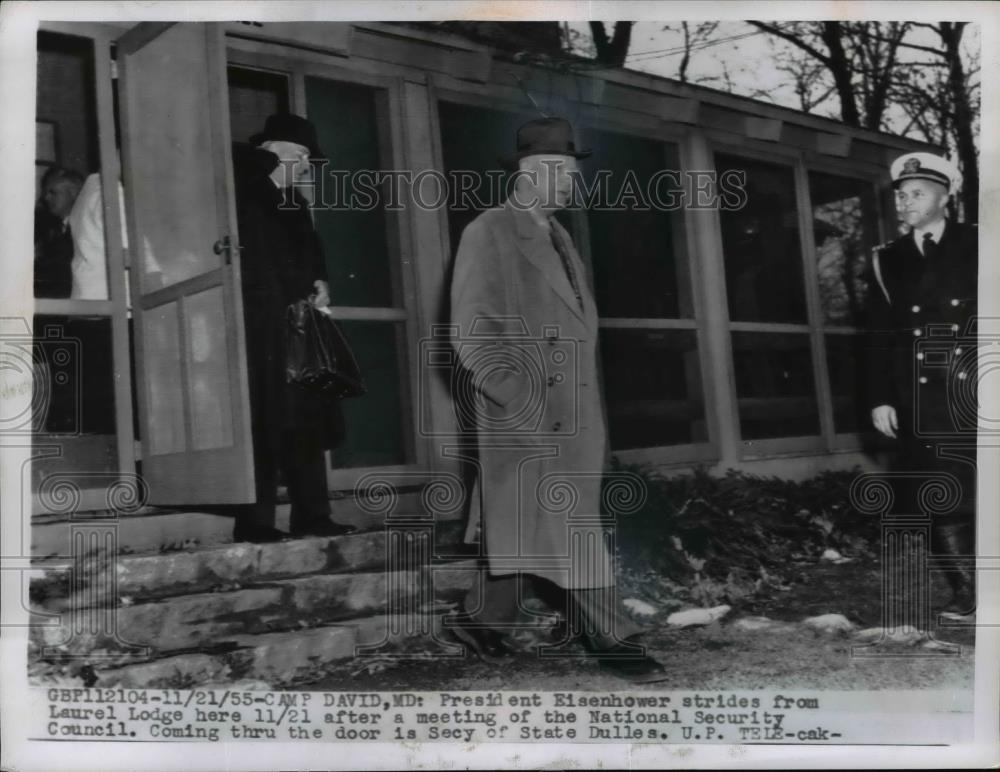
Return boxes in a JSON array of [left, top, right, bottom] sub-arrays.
[[33, 22, 136, 516], [226, 42, 432, 492]]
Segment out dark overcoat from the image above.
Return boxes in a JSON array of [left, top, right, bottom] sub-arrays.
[[450, 201, 614, 590], [865, 220, 978, 510], [231, 143, 344, 458]]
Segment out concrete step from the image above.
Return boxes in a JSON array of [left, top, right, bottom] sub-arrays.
[[32, 529, 392, 609], [31, 569, 421, 662]]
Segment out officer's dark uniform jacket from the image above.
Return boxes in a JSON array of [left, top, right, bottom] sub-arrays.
[[865, 220, 978, 443]]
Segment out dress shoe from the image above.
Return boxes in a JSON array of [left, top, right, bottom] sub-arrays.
[[233, 523, 288, 543], [445, 612, 515, 662], [290, 520, 357, 538], [596, 643, 670, 684]]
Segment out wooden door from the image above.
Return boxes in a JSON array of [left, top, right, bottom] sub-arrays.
[[117, 23, 254, 503]]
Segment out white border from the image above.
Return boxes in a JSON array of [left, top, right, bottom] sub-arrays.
[[2, 2, 997, 769]]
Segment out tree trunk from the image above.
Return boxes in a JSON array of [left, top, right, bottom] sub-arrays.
[[819, 22, 862, 127], [939, 22, 979, 220], [590, 21, 633, 67]]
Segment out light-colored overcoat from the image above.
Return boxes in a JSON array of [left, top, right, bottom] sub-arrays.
[[450, 201, 614, 589]]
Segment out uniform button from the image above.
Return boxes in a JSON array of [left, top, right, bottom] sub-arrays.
[[911, 304, 921, 313], [551, 421, 562, 431], [916, 352, 924, 360], [913, 328, 922, 337], [957, 371, 968, 380], [955, 347, 962, 355], [951, 298, 960, 306], [919, 376, 928, 384], [951, 324, 959, 332]]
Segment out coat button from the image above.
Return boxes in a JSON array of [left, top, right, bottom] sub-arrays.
[[955, 347, 963, 355], [957, 371, 968, 380], [951, 324, 959, 332], [951, 298, 960, 306], [547, 376, 555, 387], [919, 376, 928, 384], [911, 304, 921, 313], [916, 352, 924, 360], [551, 421, 562, 431], [913, 328, 922, 337]]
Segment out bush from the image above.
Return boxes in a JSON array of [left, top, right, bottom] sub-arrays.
[[604, 463, 878, 610]]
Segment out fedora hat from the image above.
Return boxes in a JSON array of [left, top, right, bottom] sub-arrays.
[[501, 117, 591, 167], [250, 113, 326, 162]]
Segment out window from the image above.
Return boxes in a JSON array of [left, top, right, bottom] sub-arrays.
[[304, 75, 410, 468], [578, 127, 706, 452], [717, 154, 807, 324], [717, 150, 880, 451], [809, 171, 880, 436]]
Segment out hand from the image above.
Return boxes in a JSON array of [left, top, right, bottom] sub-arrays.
[[311, 279, 330, 309], [871, 405, 898, 438]]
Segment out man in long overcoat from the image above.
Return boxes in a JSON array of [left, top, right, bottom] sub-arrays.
[[231, 113, 355, 542], [447, 117, 666, 682], [866, 151, 978, 619]]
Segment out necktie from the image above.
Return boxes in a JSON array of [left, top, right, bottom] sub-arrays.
[[549, 227, 583, 309], [922, 232, 937, 258]]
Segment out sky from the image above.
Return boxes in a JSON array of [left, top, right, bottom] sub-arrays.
[[566, 21, 980, 142]]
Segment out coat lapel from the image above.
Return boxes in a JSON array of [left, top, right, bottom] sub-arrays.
[[505, 203, 589, 326]]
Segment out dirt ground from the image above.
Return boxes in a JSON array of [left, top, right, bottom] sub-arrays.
[[306, 557, 975, 692]]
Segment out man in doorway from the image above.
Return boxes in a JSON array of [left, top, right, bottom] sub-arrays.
[[35, 166, 82, 298], [866, 151, 978, 620], [231, 113, 355, 543], [447, 117, 668, 682]]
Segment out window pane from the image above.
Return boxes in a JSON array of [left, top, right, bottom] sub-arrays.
[[142, 302, 186, 455], [32, 316, 118, 492], [330, 320, 408, 468], [35, 32, 99, 300], [227, 66, 290, 145], [306, 77, 397, 308], [185, 286, 235, 450], [825, 334, 868, 434], [600, 328, 707, 449], [731, 331, 819, 439], [717, 154, 807, 323], [579, 129, 691, 319], [809, 172, 879, 326]]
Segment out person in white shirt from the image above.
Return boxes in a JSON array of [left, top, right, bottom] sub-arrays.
[[67, 172, 128, 300]]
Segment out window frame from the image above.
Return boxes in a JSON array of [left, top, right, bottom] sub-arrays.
[[708, 137, 888, 459], [33, 22, 136, 515]]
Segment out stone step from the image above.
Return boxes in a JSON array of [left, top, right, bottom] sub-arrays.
[[30, 509, 234, 559], [80, 609, 468, 689], [29, 487, 443, 560], [33, 529, 393, 609], [31, 569, 421, 662], [84, 624, 362, 689]]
